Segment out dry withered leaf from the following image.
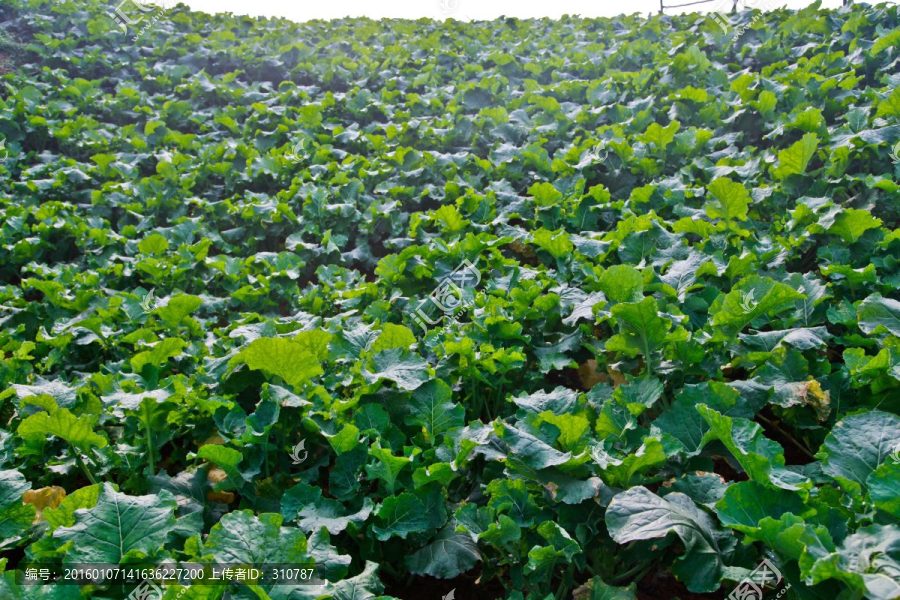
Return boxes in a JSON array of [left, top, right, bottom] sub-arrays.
[[578, 359, 607, 389], [206, 491, 235, 504], [207, 467, 228, 485], [23, 486, 66, 523]]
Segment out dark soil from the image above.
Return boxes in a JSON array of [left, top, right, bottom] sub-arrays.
[[384, 566, 729, 599], [637, 569, 725, 600], [384, 571, 505, 600]]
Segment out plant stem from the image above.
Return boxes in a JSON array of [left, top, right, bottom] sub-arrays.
[[264, 433, 270, 478], [611, 560, 652, 583], [72, 445, 98, 485], [757, 414, 816, 460], [142, 401, 156, 474], [555, 563, 574, 599]]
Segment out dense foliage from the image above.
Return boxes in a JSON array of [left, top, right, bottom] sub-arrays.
[[0, 0, 898, 598]]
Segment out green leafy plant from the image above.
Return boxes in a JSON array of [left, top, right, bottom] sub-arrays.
[[0, 0, 897, 598]]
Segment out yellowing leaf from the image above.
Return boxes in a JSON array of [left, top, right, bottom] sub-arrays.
[[23, 486, 66, 523]]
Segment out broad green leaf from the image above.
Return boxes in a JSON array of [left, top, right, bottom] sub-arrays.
[[478, 513, 520, 547], [371, 323, 416, 353], [43, 484, 101, 530], [526, 521, 580, 573], [615, 377, 664, 414], [138, 232, 169, 255], [714, 481, 808, 533], [306, 528, 352, 580], [660, 251, 716, 300], [773, 132, 818, 179], [698, 405, 810, 491], [538, 412, 590, 451], [412, 462, 458, 489], [576, 577, 637, 600], [485, 478, 541, 527], [9, 380, 77, 407], [705, 177, 750, 222], [652, 382, 740, 456], [664, 472, 729, 510], [868, 462, 900, 518], [0, 572, 81, 599], [606, 486, 722, 593], [606, 297, 671, 369], [536, 470, 608, 505], [0, 470, 34, 550], [329, 446, 367, 500], [232, 337, 323, 388], [817, 410, 900, 490], [406, 524, 481, 579], [365, 442, 413, 494], [325, 423, 361, 455], [710, 275, 804, 332], [198, 444, 243, 481], [203, 510, 308, 564], [292, 329, 333, 361], [327, 561, 384, 600], [154, 293, 202, 326], [406, 379, 464, 442], [372, 490, 443, 541], [54, 484, 176, 563], [640, 120, 680, 150], [597, 265, 643, 303], [363, 349, 430, 391], [591, 437, 666, 487], [828, 208, 882, 243], [857, 294, 900, 337], [876, 87, 900, 117], [496, 423, 572, 469], [510, 387, 578, 414], [17, 406, 107, 452], [532, 228, 574, 258], [806, 524, 900, 599], [282, 482, 373, 534], [130, 338, 186, 373], [744, 513, 834, 565], [529, 181, 563, 207]]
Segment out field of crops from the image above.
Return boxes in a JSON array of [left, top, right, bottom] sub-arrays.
[[0, 0, 898, 598]]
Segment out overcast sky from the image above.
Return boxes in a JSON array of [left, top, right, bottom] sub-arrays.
[[177, 0, 847, 21]]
